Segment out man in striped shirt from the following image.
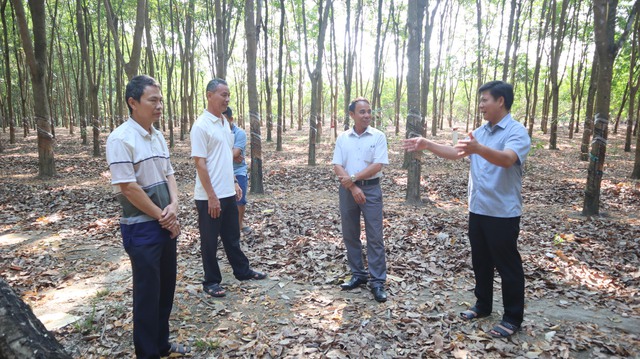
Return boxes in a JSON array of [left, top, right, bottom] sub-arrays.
[[106, 75, 188, 358]]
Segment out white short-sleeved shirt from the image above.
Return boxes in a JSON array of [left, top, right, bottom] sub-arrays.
[[191, 110, 236, 200], [332, 126, 389, 179]]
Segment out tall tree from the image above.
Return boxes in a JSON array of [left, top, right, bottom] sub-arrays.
[[431, 1, 447, 135], [76, 0, 106, 157], [301, 0, 332, 166], [625, 13, 639, 153], [526, 0, 551, 136], [1, 0, 15, 144], [474, 0, 483, 129], [583, 0, 639, 215], [11, 0, 55, 177], [103, 0, 146, 80], [342, 0, 361, 129], [502, 0, 519, 81], [548, 0, 570, 150], [580, 51, 599, 160], [422, 0, 440, 135], [568, 3, 590, 139], [246, 0, 264, 192], [276, 0, 285, 151], [405, 0, 426, 204], [391, 0, 406, 136], [262, 0, 273, 142], [158, 0, 177, 147], [371, 0, 389, 129]]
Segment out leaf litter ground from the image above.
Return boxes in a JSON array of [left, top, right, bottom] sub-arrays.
[[0, 126, 638, 358]]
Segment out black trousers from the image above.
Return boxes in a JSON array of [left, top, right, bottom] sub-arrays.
[[468, 212, 524, 327], [125, 233, 176, 359], [196, 197, 252, 286]]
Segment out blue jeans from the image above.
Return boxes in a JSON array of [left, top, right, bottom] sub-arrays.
[[235, 175, 248, 206]]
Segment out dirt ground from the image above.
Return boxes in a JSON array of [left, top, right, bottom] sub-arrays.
[[0, 124, 638, 358]]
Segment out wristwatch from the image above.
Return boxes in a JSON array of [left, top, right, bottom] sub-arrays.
[[350, 174, 356, 182]]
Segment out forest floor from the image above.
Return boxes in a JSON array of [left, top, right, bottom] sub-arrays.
[[0, 124, 639, 359]]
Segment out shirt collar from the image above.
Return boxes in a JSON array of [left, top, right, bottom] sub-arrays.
[[483, 113, 512, 133], [128, 117, 161, 138], [203, 109, 224, 125], [349, 125, 373, 137]]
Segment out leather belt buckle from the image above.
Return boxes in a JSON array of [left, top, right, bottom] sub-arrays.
[[354, 178, 380, 186]]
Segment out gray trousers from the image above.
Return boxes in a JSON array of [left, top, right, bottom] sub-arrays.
[[339, 184, 387, 288]]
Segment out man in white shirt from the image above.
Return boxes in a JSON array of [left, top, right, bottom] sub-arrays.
[[191, 78, 266, 299], [332, 97, 389, 303]]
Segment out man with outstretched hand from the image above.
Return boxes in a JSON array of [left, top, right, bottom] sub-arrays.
[[403, 80, 531, 338]]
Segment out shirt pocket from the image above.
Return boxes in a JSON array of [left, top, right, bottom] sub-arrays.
[[364, 146, 376, 164]]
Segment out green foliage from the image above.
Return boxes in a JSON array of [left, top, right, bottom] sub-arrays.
[[72, 302, 97, 334], [193, 338, 221, 351], [0, 0, 636, 135], [553, 233, 565, 246]]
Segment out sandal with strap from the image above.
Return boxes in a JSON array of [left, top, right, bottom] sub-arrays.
[[460, 306, 490, 321], [238, 270, 267, 281], [163, 342, 191, 357], [203, 283, 226, 297], [488, 320, 520, 338]]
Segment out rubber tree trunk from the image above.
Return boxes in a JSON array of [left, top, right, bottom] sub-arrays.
[[0, 279, 71, 359]]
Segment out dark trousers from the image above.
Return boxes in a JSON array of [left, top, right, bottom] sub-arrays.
[[468, 212, 524, 327], [125, 233, 176, 359], [196, 197, 252, 286]]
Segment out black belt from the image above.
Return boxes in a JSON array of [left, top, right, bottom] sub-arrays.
[[354, 178, 380, 186]]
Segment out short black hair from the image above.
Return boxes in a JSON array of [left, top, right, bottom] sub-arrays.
[[223, 106, 233, 118], [125, 75, 160, 114], [348, 97, 370, 112], [478, 81, 514, 110], [206, 78, 228, 93]]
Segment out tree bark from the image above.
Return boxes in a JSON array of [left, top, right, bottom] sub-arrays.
[[103, 0, 146, 80], [301, 0, 332, 166], [12, 0, 55, 177], [276, 0, 285, 151], [474, 0, 483, 129], [0, 279, 71, 358], [528, 0, 551, 136], [246, 0, 264, 193], [262, 0, 273, 143], [421, 0, 440, 134], [548, 0, 570, 150], [1, 0, 15, 144], [502, 0, 518, 81], [405, 0, 426, 205], [392, 1, 406, 136], [580, 50, 599, 160], [76, 0, 105, 157], [583, 0, 639, 215], [342, 0, 360, 130], [625, 14, 639, 152]]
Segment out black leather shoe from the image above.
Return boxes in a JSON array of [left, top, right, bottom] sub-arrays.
[[340, 277, 367, 290], [371, 287, 387, 302]]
